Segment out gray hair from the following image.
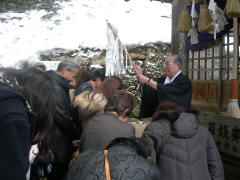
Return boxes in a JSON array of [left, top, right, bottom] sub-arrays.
[[57, 58, 80, 72], [168, 54, 183, 69]]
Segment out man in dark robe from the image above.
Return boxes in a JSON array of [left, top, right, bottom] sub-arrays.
[[134, 55, 192, 118]]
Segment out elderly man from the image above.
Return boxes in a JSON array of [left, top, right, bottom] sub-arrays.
[[134, 55, 192, 118], [47, 59, 80, 180]]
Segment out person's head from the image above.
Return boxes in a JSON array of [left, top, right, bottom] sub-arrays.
[[152, 101, 199, 123], [34, 62, 46, 72], [57, 58, 80, 82], [0, 68, 56, 162], [104, 91, 133, 121], [97, 76, 124, 99], [164, 55, 182, 79], [89, 68, 105, 89], [75, 67, 91, 89]]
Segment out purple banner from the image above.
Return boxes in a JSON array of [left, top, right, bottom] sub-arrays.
[[185, 0, 233, 51]]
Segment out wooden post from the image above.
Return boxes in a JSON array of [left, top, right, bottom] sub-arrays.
[[233, 17, 239, 79]]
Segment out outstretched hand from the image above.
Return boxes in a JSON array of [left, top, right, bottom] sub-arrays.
[[133, 66, 143, 77], [133, 66, 149, 85]]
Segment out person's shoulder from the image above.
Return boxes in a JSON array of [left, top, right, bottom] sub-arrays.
[[178, 72, 190, 79], [0, 94, 28, 129]]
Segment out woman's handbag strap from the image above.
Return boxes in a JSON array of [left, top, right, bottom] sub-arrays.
[[104, 150, 111, 180]]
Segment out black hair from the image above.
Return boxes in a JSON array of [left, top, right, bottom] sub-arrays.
[[89, 68, 105, 81], [0, 68, 56, 163], [153, 101, 200, 123]]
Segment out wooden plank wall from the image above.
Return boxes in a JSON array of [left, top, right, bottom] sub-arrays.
[[192, 80, 231, 111]]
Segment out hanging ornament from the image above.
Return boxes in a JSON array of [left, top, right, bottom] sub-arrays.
[[188, 27, 199, 44], [225, 0, 240, 18], [188, 0, 199, 45], [178, 8, 192, 33], [198, 4, 214, 32], [208, 0, 227, 39], [191, 0, 198, 26]]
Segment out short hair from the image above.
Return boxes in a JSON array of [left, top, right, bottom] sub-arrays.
[[90, 68, 105, 81], [168, 54, 183, 69], [97, 76, 124, 99], [104, 91, 133, 116], [57, 58, 80, 72]]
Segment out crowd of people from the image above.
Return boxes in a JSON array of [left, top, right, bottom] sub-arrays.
[[0, 55, 224, 180]]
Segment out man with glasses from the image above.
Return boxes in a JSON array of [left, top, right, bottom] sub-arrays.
[[134, 55, 192, 118]]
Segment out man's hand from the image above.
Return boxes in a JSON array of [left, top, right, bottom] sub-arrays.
[[133, 66, 143, 77], [138, 74, 149, 85]]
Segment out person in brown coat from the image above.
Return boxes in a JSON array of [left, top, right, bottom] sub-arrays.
[[78, 91, 135, 152]]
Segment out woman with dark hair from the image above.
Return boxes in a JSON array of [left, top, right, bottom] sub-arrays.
[[78, 91, 135, 152], [0, 68, 56, 180], [74, 66, 91, 89], [141, 101, 224, 180], [72, 76, 125, 134], [65, 137, 160, 180]]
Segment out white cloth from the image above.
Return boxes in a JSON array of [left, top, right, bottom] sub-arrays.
[[164, 71, 181, 85], [26, 144, 39, 180], [187, 27, 199, 44], [208, 0, 227, 39]]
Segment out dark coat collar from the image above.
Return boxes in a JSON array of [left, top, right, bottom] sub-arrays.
[[47, 70, 73, 90]]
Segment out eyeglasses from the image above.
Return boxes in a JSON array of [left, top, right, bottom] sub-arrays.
[[164, 62, 175, 66]]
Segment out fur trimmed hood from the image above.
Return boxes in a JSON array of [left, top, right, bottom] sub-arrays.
[[73, 91, 107, 118]]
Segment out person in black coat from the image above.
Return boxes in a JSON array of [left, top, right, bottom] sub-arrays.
[[65, 137, 161, 180], [134, 55, 192, 118], [46, 59, 80, 180], [0, 68, 56, 180]]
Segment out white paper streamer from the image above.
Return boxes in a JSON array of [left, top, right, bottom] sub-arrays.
[[105, 21, 127, 76], [188, 0, 199, 45], [188, 27, 199, 44], [208, 0, 227, 39]]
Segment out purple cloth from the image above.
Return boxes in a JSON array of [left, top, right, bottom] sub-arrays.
[[185, 0, 233, 51]]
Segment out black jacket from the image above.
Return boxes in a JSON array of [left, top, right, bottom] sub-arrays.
[[140, 73, 192, 118], [0, 82, 36, 180], [47, 71, 79, 163], [65, 143, 160, 180]]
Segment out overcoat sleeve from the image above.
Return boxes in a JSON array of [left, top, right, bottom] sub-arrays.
[[206, 133, 225, 180], [140, 120, 171, 164]]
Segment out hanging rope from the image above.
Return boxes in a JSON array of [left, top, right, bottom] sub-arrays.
[[105, 20, 132, 76]]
